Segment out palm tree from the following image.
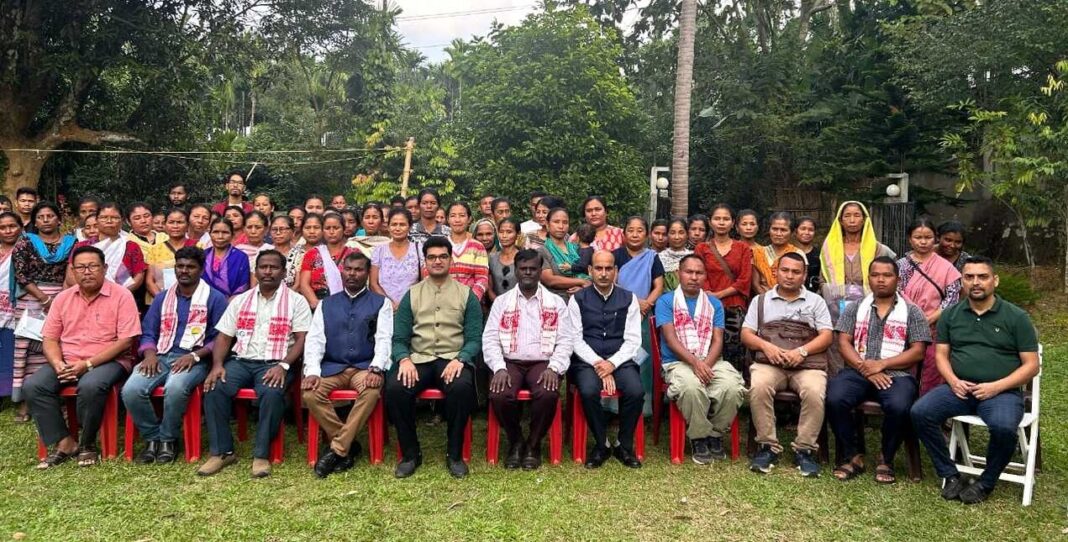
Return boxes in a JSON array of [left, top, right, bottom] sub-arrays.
[[670, 0, 697, 217]]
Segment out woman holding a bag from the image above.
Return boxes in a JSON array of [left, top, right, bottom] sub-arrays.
[[10, 203, 76, 421], [897, 218, 960, 395]]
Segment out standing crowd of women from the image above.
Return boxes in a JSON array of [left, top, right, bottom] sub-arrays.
[[0, 183, 972, 422]]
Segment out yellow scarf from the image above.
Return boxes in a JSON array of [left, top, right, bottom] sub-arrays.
[[821, 201, 878, 292]]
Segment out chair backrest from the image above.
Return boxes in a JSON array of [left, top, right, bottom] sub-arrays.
[[647, 316, 662, 366], [1029, 344, 1043, 418]]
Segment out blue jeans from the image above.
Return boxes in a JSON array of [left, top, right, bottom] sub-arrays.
[[911, 384, 1023, 490], [121, 352, 208, 442], [826, 368, 917, 464], [203, 358, 293, 459]]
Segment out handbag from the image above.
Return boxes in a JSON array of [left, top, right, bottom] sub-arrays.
[[752, 294, 829, 371], [14, 308, 45, 342]]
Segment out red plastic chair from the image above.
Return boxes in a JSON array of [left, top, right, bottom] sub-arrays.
[[36, 385, 120, 460], [392, 388, 472, 462], [486, 389, 563, 465], [569, 386, 645, 463], [649, 317, 741, 464], [305, 390, 386, 466], [122, 386, 203, 463], [234, 388, 286, 464]]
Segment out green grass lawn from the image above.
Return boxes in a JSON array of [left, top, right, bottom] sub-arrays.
[[1, 304, 1066, 541]]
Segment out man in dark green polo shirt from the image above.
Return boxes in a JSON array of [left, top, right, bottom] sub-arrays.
[[911, 256, 1039, 505]]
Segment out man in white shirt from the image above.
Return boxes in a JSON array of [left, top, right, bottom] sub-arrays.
[[483, 249, 574, 470], [199, 250, 312, 478], [302, 252, 393, 478], [566, 250, 644, 469]]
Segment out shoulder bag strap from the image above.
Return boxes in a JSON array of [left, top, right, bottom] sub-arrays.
[[710, 244, 736, 282], [757, 293, 765, 330], [909, 258, 946, 300]]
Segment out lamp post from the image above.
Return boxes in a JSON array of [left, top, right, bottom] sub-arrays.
[[885, 172, 909, 203], [649, 166, 670, 223]]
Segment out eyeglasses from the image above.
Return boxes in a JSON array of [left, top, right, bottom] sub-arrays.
[[270, 227, 292, 233], [425, 254, 450, 262], [72, 264, 103, 273], [97, 216, 121, 222]]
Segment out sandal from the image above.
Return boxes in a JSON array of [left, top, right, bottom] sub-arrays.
[[875, 464, 896, 484], [76, 448, 100, 467], [832, 458, 866, 481], [36, 449, 73, 470], [13, 412, 30, 424]]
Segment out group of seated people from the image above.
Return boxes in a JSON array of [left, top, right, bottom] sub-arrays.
[[0, 179, 1039, 507]]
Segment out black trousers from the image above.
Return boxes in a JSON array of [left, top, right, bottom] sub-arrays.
[[488, 360, 558, 449], [25, 362, 127, 448], [385, 358, 476, 461], [568, 360, 643, 454], [826, 368, 917, 464]]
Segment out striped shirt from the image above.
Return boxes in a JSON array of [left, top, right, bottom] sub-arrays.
[[835, 298, 932, 378], [449, 238, 490, 301]]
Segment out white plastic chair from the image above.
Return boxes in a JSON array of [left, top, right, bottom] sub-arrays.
[[948, 344, 1041, 506]]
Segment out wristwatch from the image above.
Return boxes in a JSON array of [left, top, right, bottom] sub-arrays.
[[369, 367, 384, 375], [278, 362, 291, 372], [798, 347, 809, 358]]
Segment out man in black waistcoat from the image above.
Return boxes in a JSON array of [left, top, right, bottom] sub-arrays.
[[566, 250, 645, 468]]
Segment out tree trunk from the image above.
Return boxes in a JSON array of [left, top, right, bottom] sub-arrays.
[[2, 144, 50, 195], [670, 0, 697, 217]]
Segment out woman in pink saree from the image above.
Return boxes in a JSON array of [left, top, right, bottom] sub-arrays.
[[897, 218, 961, 395]]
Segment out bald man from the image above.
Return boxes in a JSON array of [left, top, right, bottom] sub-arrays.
[[566, 251, 645, 469]]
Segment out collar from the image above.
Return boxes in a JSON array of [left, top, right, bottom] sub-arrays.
[[81, 282, 111, 299], [769, 286, 806, 302], [257, 287, 281, 302], [594, 285, 614, 300], [965, 295, 1001, 315], [517, 286, 542, 302], [344, 286, 368, 300]]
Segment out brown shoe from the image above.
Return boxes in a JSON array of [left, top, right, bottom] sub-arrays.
[[196, 453, 238, 476], [251, 458, 272, 478]]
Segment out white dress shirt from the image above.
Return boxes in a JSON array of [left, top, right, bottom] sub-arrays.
[[302, 287, 394, 377], [567, 286, 644, 368], [482, 284, 574, 375]]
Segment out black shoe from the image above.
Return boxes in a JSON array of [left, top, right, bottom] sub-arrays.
[[795, 450, 821, 478], [504, 442, 523, 470], [584, 446, 611, 469], [522, 443, 542, 470], [613, 445, 642, 469], [707, 436, 726, 461], [691, 438, 713, 465], [750, 445, 778, 474], [959, 482, 993, 505], [314, 450, 349, 478], [941, 475, 968, 501], [394, 454, 423, 479], [447, 456, 469, 479], [136, 441, 160, 465], [155, 441, 177, 464], [337, 441, 360, 473]]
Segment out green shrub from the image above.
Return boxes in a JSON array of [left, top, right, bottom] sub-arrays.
[[996, 272, 1040, 306]]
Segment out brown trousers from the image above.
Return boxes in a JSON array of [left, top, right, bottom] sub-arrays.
[[302, 368, 380, 457], [749, 363, 827, 454], [488, 360, 558, 449]]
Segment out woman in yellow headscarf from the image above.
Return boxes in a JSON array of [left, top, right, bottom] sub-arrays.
[[820, 201, 896, 322]]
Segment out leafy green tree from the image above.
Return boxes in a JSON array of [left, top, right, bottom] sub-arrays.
[[449, 6, 647, 219]]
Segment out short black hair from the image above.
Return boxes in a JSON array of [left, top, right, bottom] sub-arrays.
[[678, 254, 705, 270], [422, 235, 452, 257], [417, 188, 440, 205], [777, 251, 806, 268], [962, 255, 994, 271], [529, 190, 547, 200], [937, 220, 966, 238], [869, 255, 899, 275], [174, 246, 205, 268], [15, 187, 38, 199], [491, 197, 511, 212], [78, 195, 102, 208], [343, 251, 371, 268], [514, 248, 543, 267], [169, 182, 188, 192], [71, 245, 106, 265], [226, 169, 245, 182], [255, 249, 285, 268], [390, 195, 405, 207]]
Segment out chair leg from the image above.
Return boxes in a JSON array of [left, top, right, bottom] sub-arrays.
[[904, 423, 923, 482], [746, 414, 757, 458], [652, 369, 664, 446], [186, 388, 202, 463], [730, 416, 740, 460], [669, 402, 685, 465], [124, 410, 137, 462], [292, 385, 305, 445], [462, 416, 472, 463], [270, 420, 285, 465], [103, 386, 119, 459], [570, 389, 586, 464], [634, 414, 645, 462], [368, 399, 384, 465], [236, 400, 249, 442], [549, 399, 563, 465], [1022, 421, 1039, 506], [307, 415, 320, 467], [486, 404, 500, 465]]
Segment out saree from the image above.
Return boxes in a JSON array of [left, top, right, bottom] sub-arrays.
[[545, 239, 588, 279], [899, 252, 961, 394], [753, 243, 806, 290], [617, 248, 657, 299], [203, 245, 251, 297]]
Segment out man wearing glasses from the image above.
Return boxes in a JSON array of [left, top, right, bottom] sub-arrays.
[[27, 246, 142, 469], [386, 237, 482, 479], [211, 170, 254, 216], [199, 250, 312, 478]]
